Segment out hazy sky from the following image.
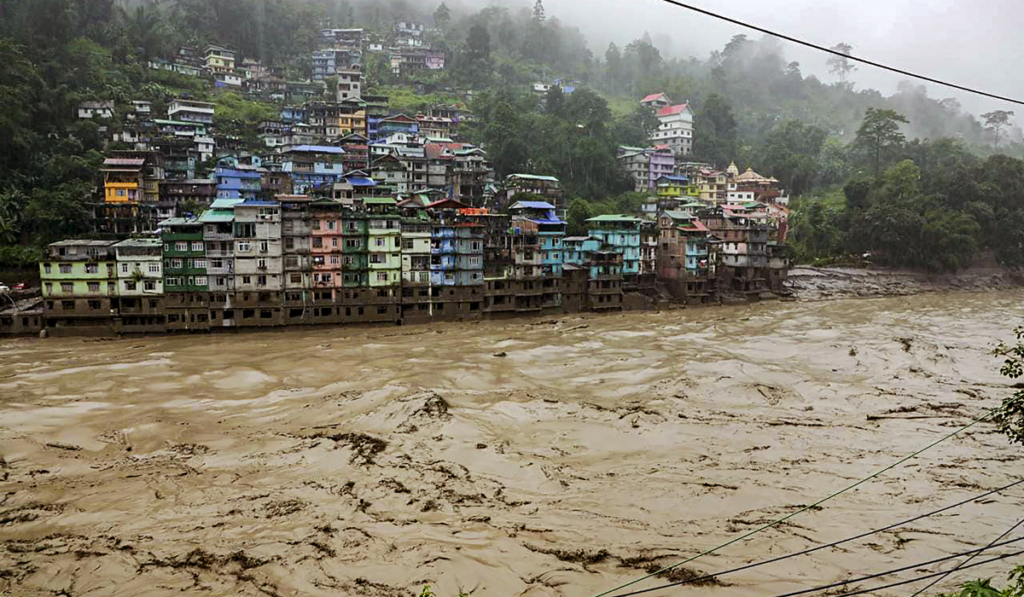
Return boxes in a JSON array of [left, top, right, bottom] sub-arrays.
[[538, 0, 1023, 118]]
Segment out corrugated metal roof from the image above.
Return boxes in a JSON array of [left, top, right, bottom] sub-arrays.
[[510, 200, 555, 210], [287, 145, 344, 154]]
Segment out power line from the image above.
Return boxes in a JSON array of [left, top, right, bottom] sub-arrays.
[[591, 407, 998, 597], [613, 537, 1024, 597], [908, 515, 1024, 597], [607, 478, 1024, 597], [652, 0, 1024, 107]]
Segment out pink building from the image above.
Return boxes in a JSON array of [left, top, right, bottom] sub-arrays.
[[425, 51, 445, 70], [310, 202, 345, 300]]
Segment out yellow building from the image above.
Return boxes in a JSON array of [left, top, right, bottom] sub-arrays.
[[339, 100, 367, 137], [205, 45, 236, 73], [101, 157, 146, 204]]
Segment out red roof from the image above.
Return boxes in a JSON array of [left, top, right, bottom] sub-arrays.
[[427, 198, 469, 209], [680, 220, 708, 233], [657, 103, 690, 117], [642, 92, 669, 103]]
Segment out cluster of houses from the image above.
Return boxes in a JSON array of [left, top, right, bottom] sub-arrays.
[[11, 175, 791, 336]]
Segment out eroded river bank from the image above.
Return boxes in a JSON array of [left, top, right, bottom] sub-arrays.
[[1, 292, 1022, 596]]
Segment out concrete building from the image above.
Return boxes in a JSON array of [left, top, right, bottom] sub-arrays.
[[161, 216, 209, 331], [40, 240, 119, 335], [168, 99, 216, 125], [337, 67, 362, 101], [651, 103, 694, 156], [617, 146, 675, 193], [200, 198, 241, 295], [113, 238, 165, 333]]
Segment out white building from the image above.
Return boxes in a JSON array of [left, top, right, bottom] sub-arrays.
[[114, 239, 163, 296], [77, 101, 114, 119], [336, 67, 362, 101], [651, 103, 694, 156]]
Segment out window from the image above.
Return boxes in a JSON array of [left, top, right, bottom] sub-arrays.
[[88, 300, 101, 310], [377, 305, 388, 314], [120, 263, 129, 273], [259, 240, 268, 253], [330, 255, 340, 265], [193, 259, 207, 269], [331, 237, 339, 248], [175, 241, 187, 251], [44, 263, 52, 274], [370, 254, 384, 264], [312, 237, 323, 248], [148, 263, 160, 273], [345, 239, 360, 248], [327, 220, 335, 230], [59, 264, 72, 274], [62, 300, 75, 310], [210, 259, 223, 269], [149, 300, 158, 309], [312, 219, 320, 230], [60, 283, 73, 293], [284, 238, 294, 250], [290, 273, 302, 284], [144, 281, 156, 291], [242, 276, 251, 285], [322, 273, 332, 283], [374, 237, 386, 247], [171, 259, 183, 269], [194, 276, 207, 286], [87, 282, 100, 292], [165, 277, 179, 286], [376, 272, 388, 282], [257, 258, 267, 269], [192, 241, 203, 252], [45, 282, 52, 293], [402, 239, 414, 250], [257, 275, 267, 286], [237, 241, 251, 252]]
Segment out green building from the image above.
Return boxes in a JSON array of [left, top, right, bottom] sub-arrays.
[[341, 210, 368, 287], [365, 197, 402, 288], [39, 240, 119, 334], [160, 217, 208, 292]]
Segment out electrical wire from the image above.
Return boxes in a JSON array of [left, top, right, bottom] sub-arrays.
[[603, 478, 1023, 597], [907, 515, 1024, 597], [651, 0, 1024, 107], [777, 550, 1024, 597], [591, 407, 998, 597], [615, 539, 1024, 597]]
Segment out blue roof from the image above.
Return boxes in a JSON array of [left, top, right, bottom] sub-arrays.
[[289, 145, 344, 154], [659, 175, 689, 182], [532, 218, 564, 225], [511, 200, 556, 210], [345, 177, 376, 186], [239, 199, 280, 206]]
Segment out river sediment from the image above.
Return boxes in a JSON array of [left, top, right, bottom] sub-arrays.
[[1, 292, 1022, 596]]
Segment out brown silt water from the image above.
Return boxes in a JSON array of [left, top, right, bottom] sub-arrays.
[[1, 292, 1021, 596]]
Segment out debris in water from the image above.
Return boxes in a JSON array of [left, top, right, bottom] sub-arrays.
[[45, 442, 81, 452]]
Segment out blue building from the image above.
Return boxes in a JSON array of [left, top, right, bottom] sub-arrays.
[[280, 146, 346, 194], [215, 157, 262, 200], [508, 200, 565, 278]]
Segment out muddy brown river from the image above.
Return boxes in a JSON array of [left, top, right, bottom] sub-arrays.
[[1, 292, 1022, 597]]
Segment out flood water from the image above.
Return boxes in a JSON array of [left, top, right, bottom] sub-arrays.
[[1, 292, 1022, 597]]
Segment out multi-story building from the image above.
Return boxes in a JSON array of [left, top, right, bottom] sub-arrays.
[[205, 45, 236, 73], [586, 214, 654, 289], [280, 196, 314, 323], [376, 114, 418, 141], [168, 99, 216, 125], [40, 240, 119, 335], [158, 179, 217, 219], [160, 216, 209, 331], [657, 210, 715, 303], [617, 146, 676, 193], [364, 94, 390, 142], [399, 209, 433, 322], [428, 199, 485, 320], [310, 198, 345, 303], [341, 209, 369, 290], [216, 161, 263, 200], [200, 198, 241, 295], [508, 200, 564, 311], [651, 103, 694, 156], [452, 148, 492, 205], [281, 146, 346, 194], [113, 238, 165, 333], [338, 99, 367, 137], [562, 236, 624, 311], [366, 198, 403, 299], [371, 153, 411, 194], [337, 67, 362, 101], [701, 206, 771, 296], [501, 173, 565, 213], [339, 133, 372, 172]]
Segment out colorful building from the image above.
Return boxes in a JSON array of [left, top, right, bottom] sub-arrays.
[[40, 240, 119, 334]]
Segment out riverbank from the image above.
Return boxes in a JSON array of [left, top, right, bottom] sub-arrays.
[[785, 265, 1024, 301], [1, 293, 1022, 596]]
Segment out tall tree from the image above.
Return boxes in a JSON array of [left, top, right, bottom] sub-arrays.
[[433, 3, 450, 31], [532, 0, 546, 22], [981, 110, 1015, 147], [120, 3, 168, 62], [827, 43, 856, 87], [854, 108, 909, 175]]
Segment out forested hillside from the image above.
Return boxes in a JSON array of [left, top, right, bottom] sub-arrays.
[[1, 0, 1022, 271]]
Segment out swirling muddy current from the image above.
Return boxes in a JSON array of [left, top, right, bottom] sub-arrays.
[[1, 292, 1022, 597]]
